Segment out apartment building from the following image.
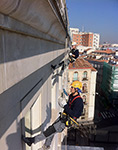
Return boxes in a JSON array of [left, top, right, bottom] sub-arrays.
[[86, 59, 106, 94], [70, 28, 100, 48], [72, 32, 93, 47], [101, 62, 118, 106], [67, 58, 97, 121], [85, 47, 117, 95], [0, 0, 69, 150], [70, 28, 79, 40], [93, 33, 100, 48]]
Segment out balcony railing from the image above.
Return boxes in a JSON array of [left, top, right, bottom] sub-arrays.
[[82, 90, 88, 93], [82, 78, 88, 81]]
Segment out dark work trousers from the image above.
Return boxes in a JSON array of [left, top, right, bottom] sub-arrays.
[[34, 116, 66, 147]]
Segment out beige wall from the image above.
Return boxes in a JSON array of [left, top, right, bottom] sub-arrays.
[[67, 68, 97, 121]]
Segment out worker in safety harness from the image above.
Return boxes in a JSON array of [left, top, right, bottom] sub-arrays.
[[22, 81, 83, 150], [51, 42, 79, 71], [69, 41, 79, 63]]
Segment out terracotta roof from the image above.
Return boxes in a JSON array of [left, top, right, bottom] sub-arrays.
[[69, 58, 97, 71], [79, 52, 84, 54], [84, 48, 92, 52], [93, 48, 115, 54], [86, 58, 109, 63], [80, 55, 86, 58]]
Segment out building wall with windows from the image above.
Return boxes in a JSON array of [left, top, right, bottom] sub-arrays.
[[70, 28, 100, 49], [67, 58, 97, 121], [72, 32, 94, 47], [0, 0, 69, 150], [93, 33, 100, 48], [86, 59, 105, 94], [101, 62, 118, 106]]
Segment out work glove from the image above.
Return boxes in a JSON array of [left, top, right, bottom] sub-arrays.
[[58, 96, 67, 108], [63, 88, 68, 96], [63, 89, 69, 100], [69, 53, 72, 56]]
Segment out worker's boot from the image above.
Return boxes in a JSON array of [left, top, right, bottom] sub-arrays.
[[22, 136, 34, 146]]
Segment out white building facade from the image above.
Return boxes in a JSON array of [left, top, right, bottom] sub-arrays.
[[93, 33, 100, 48], [0, 0, 70, 150]]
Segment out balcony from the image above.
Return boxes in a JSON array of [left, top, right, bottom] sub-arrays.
[[82, 90, 88, 93], [82, 77, 88, 81]]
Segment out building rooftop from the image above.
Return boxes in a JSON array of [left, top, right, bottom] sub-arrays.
[[84, 48, 93, 52], [86, 58, 109, 63], [69, 58, 97, 71], [93, 48, 115, 54]]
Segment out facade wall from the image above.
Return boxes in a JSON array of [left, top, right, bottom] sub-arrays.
[[101, 63, 118, 105], [93, 33, 100, 48], [87, 60, 104, 94], [72, 33, 93, 47], [71, 28, 100, 48], [89, 71, 97, 120], [0, 1, 69, 150]]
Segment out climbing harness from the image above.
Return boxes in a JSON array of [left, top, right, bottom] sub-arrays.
[[60, 112, 96, 138], [69, 95, 81, 109], [60, 112, 80, 128], [69, 56, 76, 63]]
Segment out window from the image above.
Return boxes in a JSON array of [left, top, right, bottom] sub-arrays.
[[24, 94, 42, 149], [82, 95, 87, 104], [73, 71, 78, 81], [73, 63, 75, 68], [82, 71, 88, 80], [82, 83, 87, 93]]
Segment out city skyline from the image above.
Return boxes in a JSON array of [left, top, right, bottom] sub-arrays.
[[67, 0, 118, 44]]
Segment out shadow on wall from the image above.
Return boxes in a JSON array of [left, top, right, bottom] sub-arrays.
[[52, 67, 64, 86], [0, 54, 64, 139], [6, 119, 23, 150], [6, 103, 52, 150], [24, 103, 52, 135]]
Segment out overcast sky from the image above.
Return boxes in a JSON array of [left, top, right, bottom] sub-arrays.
[[67, 0, 118, 44]]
